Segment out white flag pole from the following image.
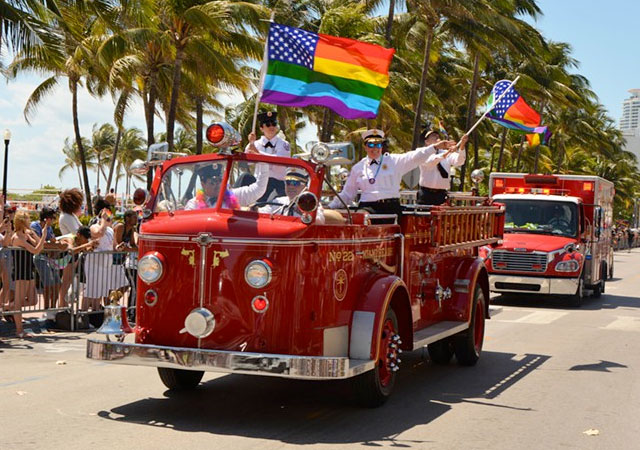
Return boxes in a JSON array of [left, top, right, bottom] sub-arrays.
[[251, 12, 276, 134], [464, 75, 520, 137]]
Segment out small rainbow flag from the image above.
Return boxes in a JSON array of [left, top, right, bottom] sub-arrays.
[[488, 79, 550, 146], [260, 23, 395, 119]]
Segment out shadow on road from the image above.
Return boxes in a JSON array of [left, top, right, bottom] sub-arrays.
[[569, 360, 627, 372], [492, 292, 640, 311], [97, 350, 549, 445]]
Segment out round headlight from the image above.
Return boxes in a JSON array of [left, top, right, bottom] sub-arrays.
[[138, 253, 164, 284], [245, 260, 272, 288]]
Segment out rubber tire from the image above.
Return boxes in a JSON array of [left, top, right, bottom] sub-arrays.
[[568, 273, 584, 307], [454, 287, 486, 367], [352, 308, 398, 408], [157, 368, 204, 390], [428, 338, 454, 365]]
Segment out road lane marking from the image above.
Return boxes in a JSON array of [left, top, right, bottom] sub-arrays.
[[602, 316, 640, 332], [493, 310, 569, 325]]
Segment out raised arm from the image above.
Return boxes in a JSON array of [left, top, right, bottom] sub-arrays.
[[394, 140, 456, 174], [231, 162, 269, 206]]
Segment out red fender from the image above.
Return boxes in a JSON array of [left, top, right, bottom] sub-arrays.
[[445, 257, 490, 323], [349, 274, 411, 361]]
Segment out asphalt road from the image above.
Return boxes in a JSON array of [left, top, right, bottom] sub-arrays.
[[2, 250, 640, 450]]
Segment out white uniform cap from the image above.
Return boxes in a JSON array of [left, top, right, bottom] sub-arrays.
[[361, 129, 385, 141]]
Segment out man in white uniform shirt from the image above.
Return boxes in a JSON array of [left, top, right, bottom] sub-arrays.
[[246, 111, 291, 202], [418, 130, 468, 205], [328, 129, 455, 218], [184, 163, 268, 210], [259, 168, 325, 224]]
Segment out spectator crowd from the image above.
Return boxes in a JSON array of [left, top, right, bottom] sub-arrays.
[[0, 188, 139, 339]]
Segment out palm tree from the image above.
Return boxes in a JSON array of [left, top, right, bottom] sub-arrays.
[[58, 136, 95, 187], [6, 1, 114, 215], [89, 122, 116, 190]]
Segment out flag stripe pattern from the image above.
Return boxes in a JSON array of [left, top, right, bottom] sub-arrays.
[[261, 23, 395, 119]]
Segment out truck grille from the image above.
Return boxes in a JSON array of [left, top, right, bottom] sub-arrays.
[[492, 251, 547, 273]]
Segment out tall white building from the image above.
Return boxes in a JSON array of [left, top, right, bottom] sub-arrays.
[[621, 89, 640, 164]]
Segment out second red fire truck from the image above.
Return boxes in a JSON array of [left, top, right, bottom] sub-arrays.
[[484, 172, 614, 306]]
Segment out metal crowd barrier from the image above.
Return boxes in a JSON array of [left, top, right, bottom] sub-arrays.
[[0, 247, 137, 331]]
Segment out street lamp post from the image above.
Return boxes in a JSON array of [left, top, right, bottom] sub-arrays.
[[3, 129, 10, 208]]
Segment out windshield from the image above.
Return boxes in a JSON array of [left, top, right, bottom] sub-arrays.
[[154, 159, 313, 218], [501, 199, 578, 237]]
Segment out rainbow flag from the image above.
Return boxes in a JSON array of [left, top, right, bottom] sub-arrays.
[[488, 80, 550, 145], [260, 23, 395, 119], [526, 128, 552, 146]]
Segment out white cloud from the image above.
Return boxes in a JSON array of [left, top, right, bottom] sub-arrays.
[[1, 73, 318, 193]]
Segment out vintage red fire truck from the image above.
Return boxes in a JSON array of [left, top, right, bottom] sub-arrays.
[[87, 124, 504, 406], [484, 173, 614, 306]]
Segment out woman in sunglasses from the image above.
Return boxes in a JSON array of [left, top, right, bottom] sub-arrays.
[[246, 111, 291, 202], [328, 129, 455, 218]]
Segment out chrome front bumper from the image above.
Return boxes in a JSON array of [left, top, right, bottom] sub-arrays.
[[489, 274, 579, 295], [86, 339, 375, 380]]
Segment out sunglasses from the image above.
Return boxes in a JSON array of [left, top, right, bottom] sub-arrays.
[[285, 179, 304, 187], [365, 142, 384, 149], [262, 120, 278, 127]]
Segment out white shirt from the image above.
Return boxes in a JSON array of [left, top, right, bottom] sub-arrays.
[[259, 195, 325, 224], [59, 212, 82, 235], [328, 145, 438, 208], [245, 135, 291, 180], [419, 148, 466, 190], [185, 163, 268, 210]]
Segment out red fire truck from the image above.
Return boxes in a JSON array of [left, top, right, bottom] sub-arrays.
[[86, 124, 504, 406], [484, 173, 614, 306]]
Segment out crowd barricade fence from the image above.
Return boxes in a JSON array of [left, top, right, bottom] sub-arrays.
[[1, 247, 137, 331]]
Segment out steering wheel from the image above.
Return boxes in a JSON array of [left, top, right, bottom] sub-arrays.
[[549, 217, 570, 228]]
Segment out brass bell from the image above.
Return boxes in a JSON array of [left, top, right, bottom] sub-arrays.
[[97, 304, 133, 341]]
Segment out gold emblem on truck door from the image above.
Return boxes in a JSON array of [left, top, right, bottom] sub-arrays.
[[333, 269, 348, 301], [212, 250, 229, 268], [180, 249, 196, 267]]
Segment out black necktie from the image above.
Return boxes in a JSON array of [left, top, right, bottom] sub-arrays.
[[370, 159, 378, 165], [264, 141, 274, 149], [437, 162, 449, 178]]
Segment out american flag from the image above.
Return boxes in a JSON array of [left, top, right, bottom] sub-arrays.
[[490, 80, 519, 118], [267, 23, 318, 69]]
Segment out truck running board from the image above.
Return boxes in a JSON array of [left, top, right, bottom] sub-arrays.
[[412, 321, 469, 349]]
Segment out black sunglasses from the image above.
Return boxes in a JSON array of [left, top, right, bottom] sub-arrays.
[[262, 120, 278, 127], [285, 179, 304, 187]]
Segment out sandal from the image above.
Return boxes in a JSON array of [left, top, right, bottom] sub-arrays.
[[16, 331, 33, 339]]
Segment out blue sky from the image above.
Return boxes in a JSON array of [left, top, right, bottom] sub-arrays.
[[0, 0, 637, 190]]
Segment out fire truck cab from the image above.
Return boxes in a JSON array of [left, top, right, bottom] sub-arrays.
[[87, 124, 504, 407], [485, 173, 614, 306]]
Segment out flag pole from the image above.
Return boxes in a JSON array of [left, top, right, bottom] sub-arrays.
[[251, 12, 276, 134], [464, 75, 520, 137]]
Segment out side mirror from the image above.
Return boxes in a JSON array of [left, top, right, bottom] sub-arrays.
[[133, 188, 148, 206], [130, 159, 149, 175]]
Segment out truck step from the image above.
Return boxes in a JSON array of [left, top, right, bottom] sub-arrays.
[[412, 321, 469, 348]]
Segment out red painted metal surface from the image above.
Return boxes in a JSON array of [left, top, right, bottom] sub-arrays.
[[134, 152, 502, 359]]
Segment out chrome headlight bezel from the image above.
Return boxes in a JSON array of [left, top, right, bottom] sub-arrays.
[[555, 259, 580, 272], [244, 260, 272, 288], [138, 253, 164, 284]]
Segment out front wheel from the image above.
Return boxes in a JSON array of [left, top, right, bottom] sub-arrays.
[[454, 287, 486, 366], [157, 368, 204, 390], [352, 308, 400, 407], [568, 274, 584, 307]]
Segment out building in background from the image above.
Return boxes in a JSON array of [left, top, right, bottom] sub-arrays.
[[621, 89, 640, 165]]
